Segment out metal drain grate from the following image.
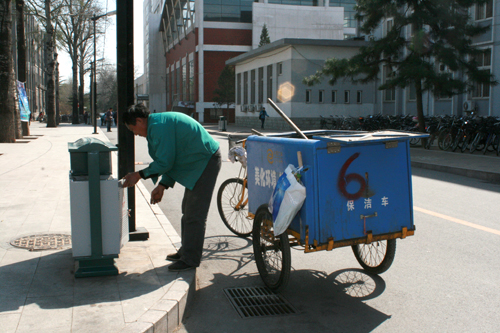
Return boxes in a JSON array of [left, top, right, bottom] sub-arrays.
[[224, 286, 297, 318], [10, 234, 71, 251]]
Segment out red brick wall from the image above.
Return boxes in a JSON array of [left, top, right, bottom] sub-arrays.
[[204, 51, 244, 102], [203, 28, 252, 46], [165, 30, 197, 68]]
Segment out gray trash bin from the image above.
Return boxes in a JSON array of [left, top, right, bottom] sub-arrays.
[[218, 116, 227, 131], [68, 137, 128, 277]]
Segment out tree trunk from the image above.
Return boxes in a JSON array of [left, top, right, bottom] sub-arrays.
[[44, 0, 56, 128], [56, 58, 60, 125], [17, 0, 29, 136], [79, 60, 84, 121], [0, 0, 16, 143], [72, 64, 79, 123], [415, 79, 427, 147]]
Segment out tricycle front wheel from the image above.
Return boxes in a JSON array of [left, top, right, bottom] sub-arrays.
[[352, 239, 396, 274], [252, 204, 291, 292]]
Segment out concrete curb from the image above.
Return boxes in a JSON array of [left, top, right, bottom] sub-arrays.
[[118, 181, 195, 333], [411, 161, 500, 184]]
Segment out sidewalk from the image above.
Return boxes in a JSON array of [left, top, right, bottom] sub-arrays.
[[0, 122, 193, 333], [204, 123, 500, 184]]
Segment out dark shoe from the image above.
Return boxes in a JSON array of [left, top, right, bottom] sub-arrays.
[[168, 261, 195, 272], [166, 253, 181, 261]]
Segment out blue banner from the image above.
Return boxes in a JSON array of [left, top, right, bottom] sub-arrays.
[[17, 81, 31, 122]]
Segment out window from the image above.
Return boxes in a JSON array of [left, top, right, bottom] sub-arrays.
[[278, 62, 283, 75], [188, 60, 195, 101], [243, 71, 248, 104], [476, 0, 493, 20], [344, 90, 350, 104], [166, 71, 170, 106], [357, 91, 362, 104], [258, 67, 264, 103], [408, 84, 416, 101], [182, 63, 187, 101], [436, 63, 452, 100], [385, 18, 394, 36], [267, 65, 273, 101], [384, 65, 395, 102], [331, 90, 337, 103], [472, 48, 492, 98], [319, 90, 324, 103], [328, 0, 357, 28], [306, 90, 311, 103], [251, 69, 256, 104], [237, 73, 241, 105], [176, 66, 181, 101], [210, 108, 223, 120], [203, 0, 253, 23]]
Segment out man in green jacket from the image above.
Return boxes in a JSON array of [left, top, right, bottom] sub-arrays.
[[122, 104, 221, 271]]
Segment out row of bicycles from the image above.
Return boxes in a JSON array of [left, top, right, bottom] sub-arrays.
[[319, 114, 500, 155]]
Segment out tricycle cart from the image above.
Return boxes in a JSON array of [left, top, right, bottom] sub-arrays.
[[246, 129, 425, 292]]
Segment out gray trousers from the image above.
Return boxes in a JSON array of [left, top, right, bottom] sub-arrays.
[[178, 149, 221, 266]]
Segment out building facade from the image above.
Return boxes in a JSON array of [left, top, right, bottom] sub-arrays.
[[141, 0, 358, 123], [142, 0, 499, 127], [227, 38, 376, 130], [12, 11, 46, 120]]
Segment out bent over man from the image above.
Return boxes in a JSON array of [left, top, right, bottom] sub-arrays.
[[121, 104, 221, 271]]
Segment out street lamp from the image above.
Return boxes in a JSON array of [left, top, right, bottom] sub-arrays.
[[91, 10, 116, 134]]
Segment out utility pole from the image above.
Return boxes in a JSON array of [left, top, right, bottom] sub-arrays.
[[117, 1, 148, 241]]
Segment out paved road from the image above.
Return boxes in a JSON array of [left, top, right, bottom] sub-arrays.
[[104, 128, 500, 332]]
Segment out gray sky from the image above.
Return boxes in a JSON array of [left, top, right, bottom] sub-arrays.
[[58, 0, 144, 84]]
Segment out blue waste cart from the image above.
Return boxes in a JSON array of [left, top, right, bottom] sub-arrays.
[[246, 130, 426, 292]]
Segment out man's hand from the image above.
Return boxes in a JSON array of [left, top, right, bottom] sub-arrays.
[[151, 184, 167, 204], [122, 172, 141, 188]]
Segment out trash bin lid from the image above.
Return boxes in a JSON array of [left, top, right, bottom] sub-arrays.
[[68, 137, 118, 152], [315, 130, 428, 144]]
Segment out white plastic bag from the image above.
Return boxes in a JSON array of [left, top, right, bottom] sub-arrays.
[[268, 164, 306, 236], [227, 146, 247, 168]]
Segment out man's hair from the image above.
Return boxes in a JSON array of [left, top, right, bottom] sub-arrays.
[[123, 103, 150, 125]]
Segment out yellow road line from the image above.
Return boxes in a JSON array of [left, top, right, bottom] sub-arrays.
[[414, 206, 500, 236]]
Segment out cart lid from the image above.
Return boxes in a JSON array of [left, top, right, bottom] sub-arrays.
[[313, 130, 428, 144]]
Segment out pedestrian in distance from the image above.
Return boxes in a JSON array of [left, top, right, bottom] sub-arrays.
[[121, 104, 221, 272], [113, 110, 117, 126], [259, 107, 269, 129], [101, 112, 105, 126], [106, 108, 113, 132], [83, 111, 88, 125]]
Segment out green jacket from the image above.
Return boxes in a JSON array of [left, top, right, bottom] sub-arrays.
[[138, 112, 219, 190]]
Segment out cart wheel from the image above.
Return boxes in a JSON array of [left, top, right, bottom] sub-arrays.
[[252, 204, 291, 292], [351, 239, 396, 275], [217, 178, 252, 237]]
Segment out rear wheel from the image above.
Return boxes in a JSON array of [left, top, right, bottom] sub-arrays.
[[217, 178, 252, 237], [461, 134, 472, 152], [352, 239, 396, 274], [252, 204, 291, 292], [442, 132, 453, 151], [409, 137, 421, 146], [469, 133, 482, 153]]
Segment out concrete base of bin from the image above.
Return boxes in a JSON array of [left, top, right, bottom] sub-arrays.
[[75, 255, 118, 278]]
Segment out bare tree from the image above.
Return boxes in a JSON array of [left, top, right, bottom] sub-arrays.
[[77, 20, 93, 120], [26, 0, 63, 128], [56, 0, 102, 124], [96, 63, 117, 112], [0, 0, 16, 142]]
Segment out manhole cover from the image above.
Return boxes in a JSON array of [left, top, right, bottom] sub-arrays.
[[224, 286, 297, 318], [10, 234, 72, 251]]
